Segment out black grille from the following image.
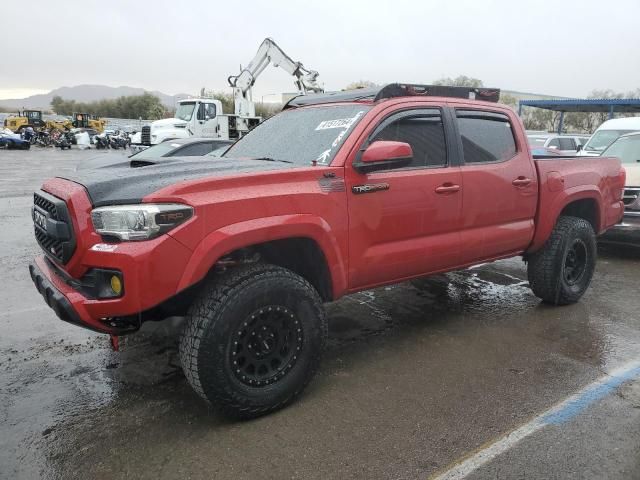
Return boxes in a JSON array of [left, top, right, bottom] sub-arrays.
[[623, 188, 640, 208], [141, 126, 151, 145], [33, 191, 76, 264], [34, 192, 58, 217]]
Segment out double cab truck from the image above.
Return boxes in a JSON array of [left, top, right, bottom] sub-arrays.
[[29, 84, 625, 418]]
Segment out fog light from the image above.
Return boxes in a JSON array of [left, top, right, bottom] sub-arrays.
[[110, 275, 122, 296], [76, 269, 124, 299]]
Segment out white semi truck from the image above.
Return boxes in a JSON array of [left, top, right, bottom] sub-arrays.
[[130, 38, 322, 152]]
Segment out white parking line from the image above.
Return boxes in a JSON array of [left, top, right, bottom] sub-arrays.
[[430, 360, 640, 480]]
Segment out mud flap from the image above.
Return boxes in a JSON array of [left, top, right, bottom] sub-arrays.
[[109, 335, 120, 352]]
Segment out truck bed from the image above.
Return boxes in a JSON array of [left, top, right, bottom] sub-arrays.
[[529, 156, 624, 251]]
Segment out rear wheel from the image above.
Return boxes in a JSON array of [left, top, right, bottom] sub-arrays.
[[527, 215, 596, 305], [179, 264, 327, 419]]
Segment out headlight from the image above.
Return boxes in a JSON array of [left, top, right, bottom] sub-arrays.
[[91, 204, 193, 241]]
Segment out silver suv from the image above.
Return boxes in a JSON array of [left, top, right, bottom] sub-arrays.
[[527, 133, 590, 155]]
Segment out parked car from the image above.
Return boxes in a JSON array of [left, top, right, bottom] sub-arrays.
[[0, 132, 30, 149], [530, 146, 564, 156], [577, 117, 640, 156], [29, 83, 625, 418], [527, 133, 590, 155], [77, 137, 234, 171], [599, 132, 640, 245], [130, 137, 233, 159]]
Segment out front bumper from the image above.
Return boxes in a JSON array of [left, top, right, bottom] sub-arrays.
[[29, 232, 193, 335], [599, 213, 640, 246], [29, 257, 126, 334]]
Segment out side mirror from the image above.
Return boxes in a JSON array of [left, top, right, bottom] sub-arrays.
[[354, 141, 413, 173], [576, 144, 583, 152]]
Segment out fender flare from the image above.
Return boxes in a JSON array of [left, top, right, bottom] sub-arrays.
[[528, 185, 603, 253], [176, 214, 348, 298]]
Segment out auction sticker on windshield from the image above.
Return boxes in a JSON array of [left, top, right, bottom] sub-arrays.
[[315, 111, 365, 164]]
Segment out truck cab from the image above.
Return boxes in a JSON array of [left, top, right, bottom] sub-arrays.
[[130, 98, 260, 152], [3, 110, 45, 133]]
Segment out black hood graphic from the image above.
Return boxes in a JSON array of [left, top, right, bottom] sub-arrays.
[[60, 156, 297, 207]]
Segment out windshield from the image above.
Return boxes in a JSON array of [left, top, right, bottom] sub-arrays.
[[224, 104, 371, 165], [130, 142, 180, 159], [175, 102, 196, 122], [602, 135, 640, 164], [584, 129, 635, 152]]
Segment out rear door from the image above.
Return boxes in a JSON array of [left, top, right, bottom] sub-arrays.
[[345, 107, 463, 289], [452, 107, 538, 263]]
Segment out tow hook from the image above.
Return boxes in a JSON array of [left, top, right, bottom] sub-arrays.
[[109, 334, 120, 352]]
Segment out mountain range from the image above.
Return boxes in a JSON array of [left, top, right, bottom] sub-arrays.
[[0, 85, 192, 111]]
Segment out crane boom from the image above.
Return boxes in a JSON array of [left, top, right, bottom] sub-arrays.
[[228, 38, 323, 117]]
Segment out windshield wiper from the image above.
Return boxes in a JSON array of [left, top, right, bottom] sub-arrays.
[[250, 157, 293, 164]]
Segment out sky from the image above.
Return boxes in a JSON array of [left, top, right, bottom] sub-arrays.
[[1, 0, 639, 100]]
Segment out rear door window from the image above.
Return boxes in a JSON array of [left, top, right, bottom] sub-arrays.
[[558, 138, 576, 150], [547, 138, 561, 148], [456, 110, 517, 163]]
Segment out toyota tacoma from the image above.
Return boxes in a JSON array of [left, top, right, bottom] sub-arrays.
[[29, 84, 626, 418]]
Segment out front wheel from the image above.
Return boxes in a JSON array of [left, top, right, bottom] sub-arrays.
[[527, 215, 596, 305], [180, 264, 327, 419]]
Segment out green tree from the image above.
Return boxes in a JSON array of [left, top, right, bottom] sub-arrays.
[[49, 93, 167, 119], [343, 80, 379, 90], [498, 93, 518, 110], [432, 75, 484, 88], [255, 102, 282, 119]]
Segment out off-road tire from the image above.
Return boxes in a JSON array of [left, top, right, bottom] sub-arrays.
[[527, 215, 596, 305], [179, 264, 327, 419]]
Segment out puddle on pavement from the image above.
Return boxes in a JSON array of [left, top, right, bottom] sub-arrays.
[[2, 255, 640, 478]]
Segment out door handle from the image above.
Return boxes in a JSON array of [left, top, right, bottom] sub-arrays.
[[512, 177, 532, 187], [435, 183, 461, 194]]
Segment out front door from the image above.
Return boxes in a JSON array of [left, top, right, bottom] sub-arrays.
[[194, 102, 218, 138], [345, 107, 463, 290]]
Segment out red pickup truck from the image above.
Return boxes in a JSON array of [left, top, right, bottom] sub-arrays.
[[29, 84, 625, 418]]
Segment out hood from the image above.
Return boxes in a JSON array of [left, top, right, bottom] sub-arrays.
[[625, 163, 640, 187], [59, 156, 297, 207], [76, 151, 132, 171], [152, 118, 187, 129]]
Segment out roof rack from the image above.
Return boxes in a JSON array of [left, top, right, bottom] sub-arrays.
[[283, 83, 500, 109]]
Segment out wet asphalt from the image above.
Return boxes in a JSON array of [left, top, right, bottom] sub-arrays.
[[1, 148, 639, 480]]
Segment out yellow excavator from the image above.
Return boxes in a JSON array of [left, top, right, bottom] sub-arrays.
[[3, 110, 72, 133], [72, 112, 106, 133]]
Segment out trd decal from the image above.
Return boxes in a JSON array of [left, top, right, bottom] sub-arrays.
[[351, 183, 390, 194]]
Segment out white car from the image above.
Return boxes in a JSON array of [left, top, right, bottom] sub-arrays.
[[577, 117, 640, 156]]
